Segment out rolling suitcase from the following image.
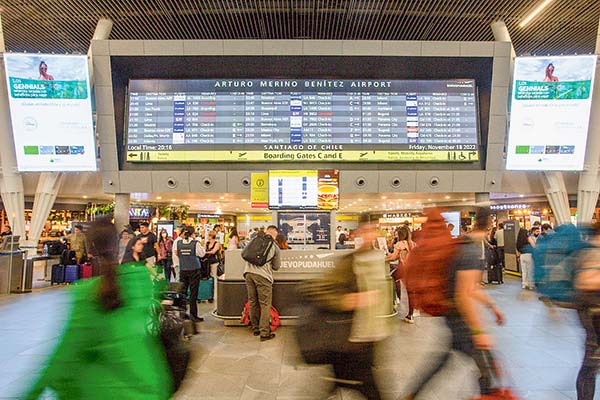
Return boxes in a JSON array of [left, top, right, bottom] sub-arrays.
[[198, 277, 214, 301], [487, 264, 503, 284], [51, 264, 65, 285], [64, 265, 80, 283], [80, 262, 93, 279]]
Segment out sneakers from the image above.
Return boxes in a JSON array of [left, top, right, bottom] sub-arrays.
[[403, 315, 415, 324], [260, 333, 276, 342]]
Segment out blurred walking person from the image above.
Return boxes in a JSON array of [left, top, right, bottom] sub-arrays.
[[574, 223, 600, 400], [299, 216, 392, 400], [402, 208, 505, 400], [24, 218, 172, 399]]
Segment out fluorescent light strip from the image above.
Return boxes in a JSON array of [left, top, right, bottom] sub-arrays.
[[519, 0, 554, 28]]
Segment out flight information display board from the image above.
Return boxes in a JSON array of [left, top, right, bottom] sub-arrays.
[[125, 79, 479, 163]]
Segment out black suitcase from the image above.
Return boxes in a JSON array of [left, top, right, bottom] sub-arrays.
[[51, 264, 65, 285], [487, 264, 503, 284], [46, 240, 66, 256]]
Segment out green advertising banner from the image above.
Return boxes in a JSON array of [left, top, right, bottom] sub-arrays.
[[515, 80, 592, 100], [9, 78, 88, 99]]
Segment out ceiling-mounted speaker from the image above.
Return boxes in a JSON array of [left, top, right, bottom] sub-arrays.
[[429, 176, 440, 188], [241, 177, 251, 187], [355, 176, 366, 187], [202, 177, 213, 188], [166, 177, 178, 189], [391, 177, 401, 188]]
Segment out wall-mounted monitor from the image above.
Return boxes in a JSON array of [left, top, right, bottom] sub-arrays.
[[506, 55, 597, 171], [268, 169, 339, 210], [3, 53, 96, 172], [125, 79, 479, 163]]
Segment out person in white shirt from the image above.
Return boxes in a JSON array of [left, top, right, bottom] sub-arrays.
[[335, 226, 343, 241], [495, 223, 505, 270]]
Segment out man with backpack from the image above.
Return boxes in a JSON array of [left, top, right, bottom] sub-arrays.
[[242, 225, 281, 341], [173, 226, 206, 323], [402, 208, 505, 400]]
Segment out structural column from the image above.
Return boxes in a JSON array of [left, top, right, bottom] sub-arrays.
[[475, 192, 490, 207], [114, 193, 130, 233], [0, 15, 25, 239], [491, 20, 571, 224], [577, 16, 600, 224]]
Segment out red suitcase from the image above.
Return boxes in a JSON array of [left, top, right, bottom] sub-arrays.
[[80, 262, 93, 279]]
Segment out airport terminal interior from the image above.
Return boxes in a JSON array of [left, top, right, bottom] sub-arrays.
[[1, 0, 600, 399]]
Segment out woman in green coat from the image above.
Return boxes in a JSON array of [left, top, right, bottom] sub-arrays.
[[25, 219, 172, 400]]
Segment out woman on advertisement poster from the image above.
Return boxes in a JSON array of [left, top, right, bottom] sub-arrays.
[[543, 63, 559, 82], [38, 61, 54, 81]]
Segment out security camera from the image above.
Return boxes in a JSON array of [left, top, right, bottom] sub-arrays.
[[429, 177, 440, 187], [108, 180, 114, 186], [166, 177, 178, 189], [491, 180, 496, 185]]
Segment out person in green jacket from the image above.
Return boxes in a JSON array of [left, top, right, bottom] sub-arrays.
[[25, 218, 172, 400]]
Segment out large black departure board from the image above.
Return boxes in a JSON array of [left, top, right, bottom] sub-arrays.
[[125, 79, 479, 163]]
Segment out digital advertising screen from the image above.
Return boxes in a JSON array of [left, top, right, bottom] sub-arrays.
[[125, 79, 479, 163], [506, 55, 597, 171], [268, 170, 339, 210], [3, 53, 96, 172], [278, 212, 331, 247]]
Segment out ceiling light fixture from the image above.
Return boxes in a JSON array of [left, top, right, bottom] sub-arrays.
[[381, 196, 387, 199], [519, 0, 554, 28], [156, 196, 162, 200], [220, 196, 225, 200], [445, 196, 451, 200], [82, 195, 88, 199]]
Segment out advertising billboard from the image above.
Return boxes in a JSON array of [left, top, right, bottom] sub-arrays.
[[4, 53, 96, 171], [506, 55, 597, 171]]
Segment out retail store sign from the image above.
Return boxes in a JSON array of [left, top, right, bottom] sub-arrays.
[[4, 53, 97, 172], [129, 207, 151, 219], [506, 55, 597, 171], [251, 173, 269, 208], [490, 204, 530, 211]]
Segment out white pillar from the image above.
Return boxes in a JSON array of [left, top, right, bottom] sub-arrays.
[[475, 192, 491, 207], [542, 172, 572, 224], [577, 17, 600, 225], [491, 20, 571, 224], [114, 193, 130, 232], [0, 15, 25, 239], [22, 173, 64, 255]]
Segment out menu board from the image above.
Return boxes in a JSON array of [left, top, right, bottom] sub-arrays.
[[4, 53, 96, 171], [125, 79, 479, 163], [268, 170, 339, 210], [506, 56, 597, 171]]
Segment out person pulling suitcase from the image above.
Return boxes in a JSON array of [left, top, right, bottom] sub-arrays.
[[172, 226, 206, 323]]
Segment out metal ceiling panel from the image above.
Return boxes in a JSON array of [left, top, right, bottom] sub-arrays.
[[1, 0, 598, 55]]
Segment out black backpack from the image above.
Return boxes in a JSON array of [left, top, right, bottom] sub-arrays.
[[242, 232, 274, 266]]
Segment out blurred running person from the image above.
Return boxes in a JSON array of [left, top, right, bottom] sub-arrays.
[[24, 218, 171, 399], [574, 223, 600, 400], [402, 208, 505, 400]]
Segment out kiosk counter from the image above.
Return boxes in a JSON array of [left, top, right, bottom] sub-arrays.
[[216, 249, 397, 325]]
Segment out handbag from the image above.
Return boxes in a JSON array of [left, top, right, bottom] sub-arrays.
[[470, 351, 521, 400], [216, 257, 225, 277], [295, 302, 354, 364]]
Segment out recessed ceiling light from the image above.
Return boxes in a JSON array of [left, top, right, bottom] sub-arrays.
[[427, 198, 432, 202], [156, 196, 162, 200], [358, 199, 363, 202], [220, 196, 225, 200], [519, 194, 525, 198], [445, 196, 451, 200], [241, 199, 247, 202], [82, 195, 88, 199], [519, 0, 554, 28], [381, 196, 387, 199], [462, 198, 467, 201], [171, 199, 176, 202]]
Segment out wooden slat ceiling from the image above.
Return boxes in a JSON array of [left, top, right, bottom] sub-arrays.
[[1, 0, 598, 55]]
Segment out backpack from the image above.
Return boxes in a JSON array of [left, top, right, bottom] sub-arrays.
[[240, 301, 281, 332], [241, 232, 274, 266], [61, 249, 77, 265], [404, 208, 458, 316], [532, 224, 592, 306]]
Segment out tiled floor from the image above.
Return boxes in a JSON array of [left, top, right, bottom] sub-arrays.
[[0, 278, 598, 399]]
